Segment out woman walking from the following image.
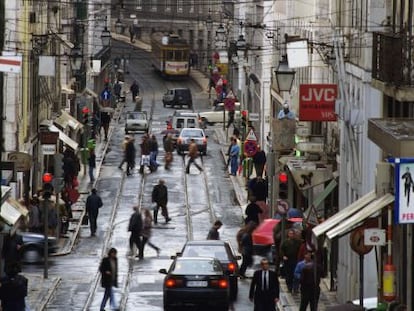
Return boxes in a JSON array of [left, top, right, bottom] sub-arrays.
[[141, 209, 161, 257]]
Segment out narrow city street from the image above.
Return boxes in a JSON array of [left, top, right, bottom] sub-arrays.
[[22, 39, 259, 310]]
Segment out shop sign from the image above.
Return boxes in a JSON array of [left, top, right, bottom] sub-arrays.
[[299, 84, 337, 121]]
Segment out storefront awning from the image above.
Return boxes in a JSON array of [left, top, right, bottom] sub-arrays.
[[312, 190, 377, 238], [326, 193, 394, 239], [49, 125, 79, 151], [54, 110, 84, 132], [1, 198, 28, 226]]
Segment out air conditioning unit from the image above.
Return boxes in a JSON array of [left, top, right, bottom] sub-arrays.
[[296, 142, 324, 153]]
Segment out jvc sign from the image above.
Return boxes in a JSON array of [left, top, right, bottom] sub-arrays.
[[299, 84, 337, 121]]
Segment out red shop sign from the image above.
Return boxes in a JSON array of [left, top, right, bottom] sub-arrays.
[[299, 84, 337, 121]]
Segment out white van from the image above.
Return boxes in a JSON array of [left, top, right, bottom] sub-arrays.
[[171, 110, 202, 130]]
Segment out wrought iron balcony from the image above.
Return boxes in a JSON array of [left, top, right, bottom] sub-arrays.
[[372, 32, 414, 86]]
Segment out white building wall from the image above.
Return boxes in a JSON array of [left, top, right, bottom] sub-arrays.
[[335, 0, 386, 300]]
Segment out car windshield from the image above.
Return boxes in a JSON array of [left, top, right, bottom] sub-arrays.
[[182, 245, 230, 261], [172, 259, 222, 275], [128, 113, 145, 120], [181, 130, 204, 137]]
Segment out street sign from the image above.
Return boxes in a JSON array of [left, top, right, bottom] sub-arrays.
[[101, 89, 111, 100], [42, 144, 57, 155], [364, 228, 386, 246], [249, 113, 259, 121], [0, 54, 22, 73], [244, 140, 258, 157], [245, 129, 258, 141], [277, 199, 289, 214]]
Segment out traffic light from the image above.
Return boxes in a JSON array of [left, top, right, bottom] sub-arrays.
[[241, 110, 248, 128], [279, 172, 288, 200], [82, 106, 90, 125], [42, 173, 54, 199]]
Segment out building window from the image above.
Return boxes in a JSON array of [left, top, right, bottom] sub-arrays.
[[189, 0, 194, 13], [151, 0, 157, 11], [177, 0, 183, 13], [165, 0, 171, 12], [178, 29, 183, 37]]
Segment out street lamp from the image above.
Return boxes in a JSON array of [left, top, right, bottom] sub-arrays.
[[70, 46, 83, 72], [274, 55, 296, 92], [115, 18, 124, 35], [236, 34, 246, 57], [215, 24, 226, 50], [101, 27, 112, 47]]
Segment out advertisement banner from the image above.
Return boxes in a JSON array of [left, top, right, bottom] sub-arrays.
[[396, 161, 414, 223], [299, 84, 337, 121]]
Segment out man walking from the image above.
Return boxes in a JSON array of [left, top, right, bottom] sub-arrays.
[[229, 137, 240, 176], [128, 206, 143, 258], [296, 252, 321, 311], [85, 188, 103, 236], [130, 80, 140, 102], [280, 229, 302, 292], [100, 111, 111, 141], [125, 136, 136, 176], [118, 135, 130, 170], [0, 263, 28, 311], [88, 148, 96, 183], [252, 145, 266, 178], [207, 220, 223, 240], [149, 134, 159, 169], [239, 222, 255, 278], [186, 139, 203, 174], [99, 248, 119, 311], [249, 258, 280, 311], [151, 179, 171, 224]]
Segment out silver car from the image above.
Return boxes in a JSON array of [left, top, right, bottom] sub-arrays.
[[176, 128, 207, 155], [125, 111, 149, 133]]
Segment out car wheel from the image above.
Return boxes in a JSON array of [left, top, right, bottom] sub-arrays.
[[22, 245, 43, 263]]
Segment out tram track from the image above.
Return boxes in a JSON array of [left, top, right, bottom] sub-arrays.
[[82, 43, 158, 310], [181, 153, 217, 241]]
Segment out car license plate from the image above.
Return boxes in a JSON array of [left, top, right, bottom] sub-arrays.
[[187, 281, 207, 287]]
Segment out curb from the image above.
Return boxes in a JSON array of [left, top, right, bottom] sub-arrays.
[[34, 276, 61, 311]]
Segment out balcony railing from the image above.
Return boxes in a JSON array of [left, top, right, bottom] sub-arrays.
[[372, 31, 414, 86]]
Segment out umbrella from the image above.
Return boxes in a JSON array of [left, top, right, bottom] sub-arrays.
[[252, 219, 281, 245]]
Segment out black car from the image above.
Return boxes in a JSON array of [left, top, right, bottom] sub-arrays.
[[18, 232, 58, 263], [159, 256, 230, 310], [178, 240, 240, 301], [162, 88, 193, 108]]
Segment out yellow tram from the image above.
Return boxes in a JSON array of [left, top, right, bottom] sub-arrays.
[[150, 32, 190, 78]]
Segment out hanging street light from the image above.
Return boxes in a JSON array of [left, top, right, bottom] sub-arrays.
[[70, 46, 83, 72], [274, 55, 296, 92], [101, 27, 112, 47], [215, 24, 226, 43], [115, 18, 124, 35]]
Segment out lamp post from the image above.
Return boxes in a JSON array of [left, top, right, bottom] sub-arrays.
[[272, 55, 296, 245], [206, 11, 213, 71], [115, 18, 124, 35], [101, 27, 111, 47]]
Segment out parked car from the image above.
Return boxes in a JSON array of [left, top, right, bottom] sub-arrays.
[[159, 256, 230, 311], [178, 240, 241, 301], [176, 128, 208, 155], [162, 88, 193, 108], [199, 102, 241, 125], [18, 232, 58, 263], [125, 111, 149, 133]]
